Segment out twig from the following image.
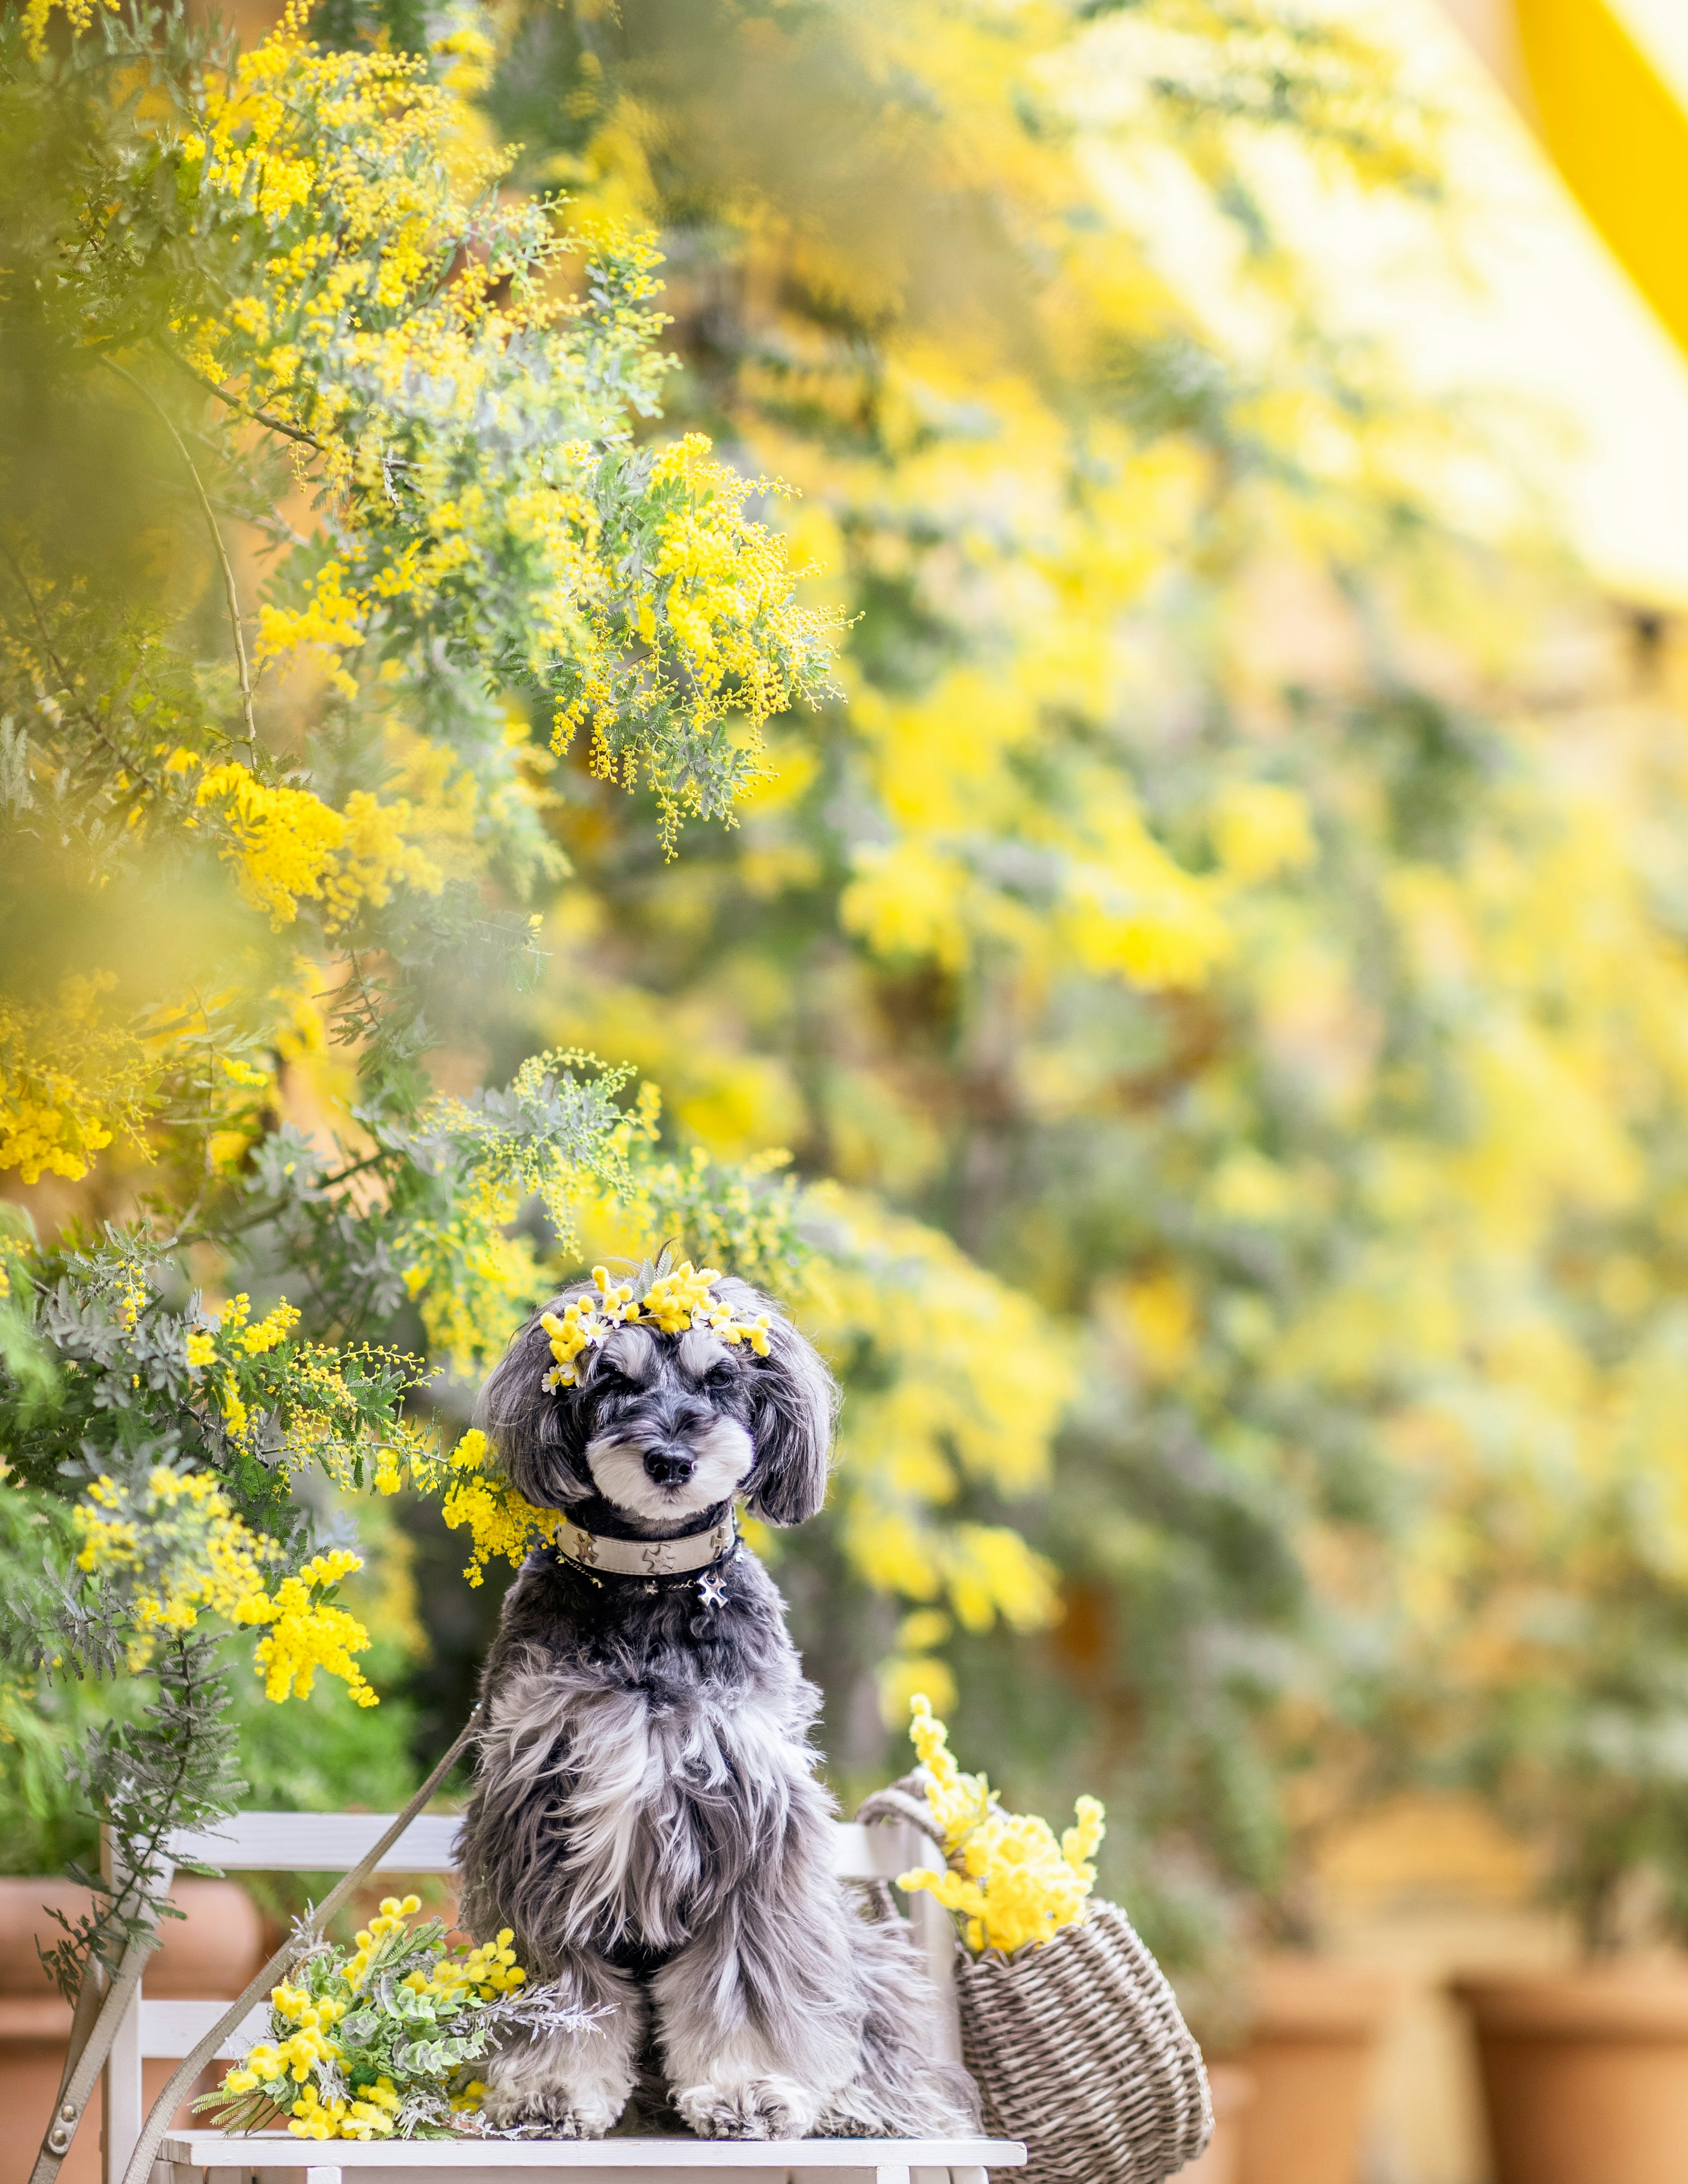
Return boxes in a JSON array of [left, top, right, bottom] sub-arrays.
[[101, 358, 257, 749], [166, 349, 326, 453]]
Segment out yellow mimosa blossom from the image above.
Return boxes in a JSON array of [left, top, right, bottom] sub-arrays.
[[899, 1696, 1106, 1957], [236, 1549, 377, 1706], [201, 1900, 542, 2139], [194, 764, 443, 932], [0, 976, 143, 1184], [440, 1428, 562, 1587], [74, 1472, 376, 1705], [535, 1259, 773, 1391]]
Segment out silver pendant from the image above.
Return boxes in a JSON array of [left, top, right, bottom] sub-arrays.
[[696, 1571, 728, 1610]]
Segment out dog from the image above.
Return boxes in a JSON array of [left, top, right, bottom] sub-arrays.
[[455, 1268, 977, 2143]]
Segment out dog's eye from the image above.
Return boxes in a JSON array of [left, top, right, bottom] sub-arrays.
[[704, 1362, 734, 1388]]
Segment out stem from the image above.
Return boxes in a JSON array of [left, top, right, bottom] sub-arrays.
[[166, 351, 325, 454], [102, 360, 256, 749]]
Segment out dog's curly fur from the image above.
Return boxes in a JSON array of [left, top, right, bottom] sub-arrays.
[[455, 1275, 978, 2142]]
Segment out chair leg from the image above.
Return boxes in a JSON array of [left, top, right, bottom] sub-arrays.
[[101, 1989, 144, 2184]]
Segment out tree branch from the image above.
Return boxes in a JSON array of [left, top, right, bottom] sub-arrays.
[[163, 347, 326, 454]]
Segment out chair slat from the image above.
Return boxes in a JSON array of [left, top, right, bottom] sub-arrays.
[[167, 1813, 461, 1872], [169, 1815, 926, 1883], [831, 1821, 924, 1884], [142, 1999, 267, 2061], [161, 2133, 1026, 2168]]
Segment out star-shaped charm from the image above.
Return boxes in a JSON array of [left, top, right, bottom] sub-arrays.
[[696, 1571, 729, 1610]]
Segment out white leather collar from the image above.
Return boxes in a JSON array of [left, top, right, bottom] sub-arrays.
[[553, 1508, 738, 1581]]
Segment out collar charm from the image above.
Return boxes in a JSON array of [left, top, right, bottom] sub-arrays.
[[539, 1260, 773, 1391]]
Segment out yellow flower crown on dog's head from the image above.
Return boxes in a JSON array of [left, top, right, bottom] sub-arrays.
[[539, 1261, 773, 1391]]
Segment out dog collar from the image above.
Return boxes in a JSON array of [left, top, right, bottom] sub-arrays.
[[551, 1509, 738, 1594]]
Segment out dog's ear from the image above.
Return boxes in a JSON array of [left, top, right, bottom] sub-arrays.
[[476, 1292, 596, 1508], [728, 1284, 837, 1526]]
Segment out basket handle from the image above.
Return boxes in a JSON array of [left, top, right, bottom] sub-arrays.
[[855, 1773, 950, 1850]]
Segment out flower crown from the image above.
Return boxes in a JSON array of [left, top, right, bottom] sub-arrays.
[[539, 1261, 773, 1391]]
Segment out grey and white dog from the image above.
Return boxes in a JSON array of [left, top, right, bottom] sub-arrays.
[[455, 1273, 976, 2143]]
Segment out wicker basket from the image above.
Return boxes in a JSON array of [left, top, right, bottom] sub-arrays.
[[860, 1790, 1212, 2184]]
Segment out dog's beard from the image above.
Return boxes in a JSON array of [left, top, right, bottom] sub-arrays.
[[584, 1416, 754, 1525]]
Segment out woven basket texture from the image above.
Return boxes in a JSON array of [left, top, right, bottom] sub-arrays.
[[953, 1901, 1213, 2184]]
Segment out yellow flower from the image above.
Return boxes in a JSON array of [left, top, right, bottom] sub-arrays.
[[899, 1697, 1105, 1957], [440, 1428, 560, 1586], [195, 764, 442, 932], [236, 1548, 378, 1706]]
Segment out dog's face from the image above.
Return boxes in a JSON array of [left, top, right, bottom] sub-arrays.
[[479, 1275, 837, 1537], [577, 1321, 757, 1523]]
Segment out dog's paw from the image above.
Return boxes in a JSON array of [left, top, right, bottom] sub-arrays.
[[480, 2088, 624, 2139], [675, 2075, 822, 2141]]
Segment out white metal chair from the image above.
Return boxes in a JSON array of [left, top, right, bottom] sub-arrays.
[[107, 1812, 1023, 2184]]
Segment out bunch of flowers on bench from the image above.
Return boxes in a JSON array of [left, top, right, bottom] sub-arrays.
[[195, 1896, 595, 2141]]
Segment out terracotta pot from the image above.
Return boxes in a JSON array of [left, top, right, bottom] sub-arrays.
[[0, 1878, 264, 2184], [1234, 1958, 1396, 2184], [1173, 2064, 1255, 2184], [1456, 1965, 1688, 2184]]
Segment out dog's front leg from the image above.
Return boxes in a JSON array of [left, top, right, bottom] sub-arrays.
[[653, 1911, 860, 2142], [481, 1951, 646, 2138]]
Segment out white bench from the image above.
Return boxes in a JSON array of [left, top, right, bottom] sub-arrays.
[[106, 1812, 1023, 2184]]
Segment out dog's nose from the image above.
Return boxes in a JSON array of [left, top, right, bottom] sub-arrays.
[[644, 1446, 696, 1487]]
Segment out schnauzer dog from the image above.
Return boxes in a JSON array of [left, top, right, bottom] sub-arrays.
[[455, 1269, 976, 2143]]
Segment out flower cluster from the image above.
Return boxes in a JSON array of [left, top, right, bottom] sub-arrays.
[[788, 1189, 1066, 1717], [198, 1897, 581, 2141], [438, 1428, 560, 1588], [192, 762, 444, 934], [391, 1052, 653, 1374], [73, 1468, 279, 1651], [537, 1269, 639, 1387], [73, 1468, 376, 1704], [174, 1286, 428, 1484], [236, 1549, 377, 1707], [539, 1259, 771, 1389], [170, 13, 838, 847], [898, 1697, 1106, 1957], [0, 976, 147, 1185]]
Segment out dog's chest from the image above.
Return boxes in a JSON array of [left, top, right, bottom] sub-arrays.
[[524, 1670, 815, 1948]]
